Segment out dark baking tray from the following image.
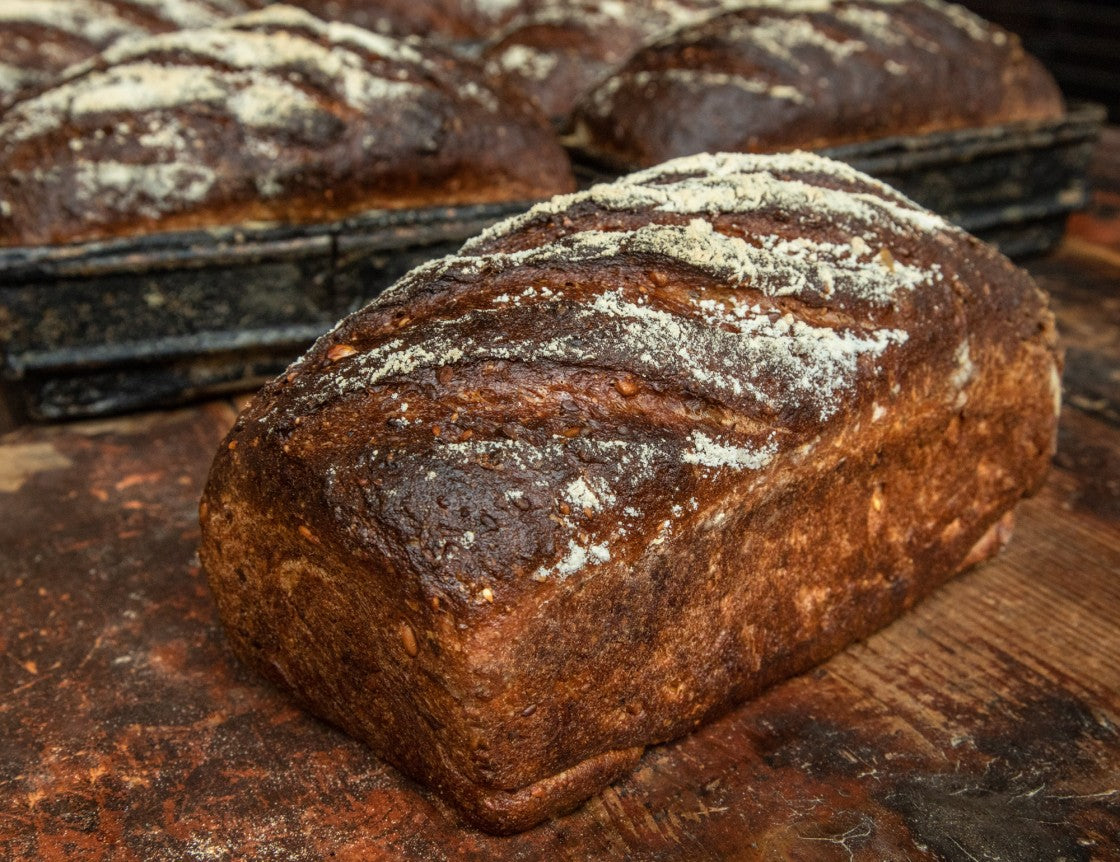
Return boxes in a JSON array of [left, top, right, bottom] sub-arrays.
[[572, 101, 1106, 260], [0, 202, 531, 421], [0, 103, 1105, 422]]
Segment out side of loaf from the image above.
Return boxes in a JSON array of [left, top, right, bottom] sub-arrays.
[[568, 0, 1065, 168], [200, 151, 1060, 833], [0, 5, 573, 248]]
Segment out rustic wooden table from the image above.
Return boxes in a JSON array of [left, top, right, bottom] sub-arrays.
[[3, 151, 1119, 860]]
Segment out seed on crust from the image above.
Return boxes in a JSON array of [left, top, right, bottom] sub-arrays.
[[399, 621, 419, 657], [297, 524, 319, 543], [614, 377, 639, 397], [326, 343, 358, 362]]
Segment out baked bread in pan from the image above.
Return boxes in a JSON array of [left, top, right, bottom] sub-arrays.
[[0, 0, 252, 111], [0, 5, 574, 248], [568, 0, 1065, 169], [200, 151, 1060, 833]]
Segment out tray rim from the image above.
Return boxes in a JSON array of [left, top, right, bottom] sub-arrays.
[[566, 100, 1107, 178], [0, 198, 540, 282]]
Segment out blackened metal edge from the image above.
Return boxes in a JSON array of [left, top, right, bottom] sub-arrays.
[[569, 101, 1106, 192], [0, 200, 535, 282], [0, 200, 536, 420]]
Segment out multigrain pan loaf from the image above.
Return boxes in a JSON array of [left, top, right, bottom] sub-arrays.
[[200, 151, 1061, 833], [482, 0, 725, 125], [0, 0, 252, 111], [0, 5, 573, 248], [568, 0, 1065, 169]]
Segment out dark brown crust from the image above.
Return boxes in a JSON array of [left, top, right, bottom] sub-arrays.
[[0, 0, 252, 111], [277, 0, 530, 40], [200, 153, 1060, 832], [567, 0, 1066, 169], [0, 6, 573, 249]]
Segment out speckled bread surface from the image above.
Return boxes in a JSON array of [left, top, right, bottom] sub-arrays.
[[0, 0, 252, 110], [274, 0, 530, 41], [482, 0, 726, 125], [0, 5, 573, 248], [200, 151, 1060, 833], [568, 0, 1065, 169]]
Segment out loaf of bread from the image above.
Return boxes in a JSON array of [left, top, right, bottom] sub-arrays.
[[0, 5, 573, 248], [568, 0, 1065, 169], [0, 0, 251, 111], [200, 151, 1060, 833], [483, 0, 723, 125]]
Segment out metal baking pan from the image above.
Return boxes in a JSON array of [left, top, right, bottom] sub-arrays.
[[0, 201, 532, 421], [572, 101, 1106, 260], [0, 103, 1104, 422]]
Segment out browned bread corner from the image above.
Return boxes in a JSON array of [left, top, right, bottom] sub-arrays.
[[0, 4, 574, 248], [200, 151, 1060, 833], [0, 0, 253, 111], [568, 0, 1066, 169]]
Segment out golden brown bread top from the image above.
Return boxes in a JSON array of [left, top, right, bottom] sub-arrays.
[[482, 0, 725, 124], [0, 0, 251, 109], [568, 0, 1066, 168], [0, 5, 574, 248], [214, 152, 1055, 616]]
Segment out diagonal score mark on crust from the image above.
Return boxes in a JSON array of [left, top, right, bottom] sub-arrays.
[[284, 152, 943, 435], [324, 283, 907, 422]]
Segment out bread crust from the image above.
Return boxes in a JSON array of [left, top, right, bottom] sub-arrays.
[[568, 0, 1066, 169], [201, 152, 1060, 832], [0, 6, 574, 248], [482, 0, 722, 125], [0, 0, 251, 110], [280, 0, 530, 41]]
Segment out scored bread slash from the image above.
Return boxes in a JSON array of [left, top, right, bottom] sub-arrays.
[[200, 150, 1060, 834]]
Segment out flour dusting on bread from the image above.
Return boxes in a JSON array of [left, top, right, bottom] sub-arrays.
[[255, 152, 970, 581], [0, 4, 571, 246], [571, 0, 1061, 167]]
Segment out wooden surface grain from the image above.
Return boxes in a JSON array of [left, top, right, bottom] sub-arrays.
[[2, 230, 1119, 859]]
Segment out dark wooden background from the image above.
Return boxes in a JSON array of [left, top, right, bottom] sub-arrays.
[[962, 0, 1120, 122]]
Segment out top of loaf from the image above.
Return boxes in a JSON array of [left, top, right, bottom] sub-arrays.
[[215, 151, 1043, 610], [0, 0, 251, 108], [304, 151, 943, 424], [482, 0, 722, 122], [0, 5, 573, 247], [568, 0, 1065, 167]]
